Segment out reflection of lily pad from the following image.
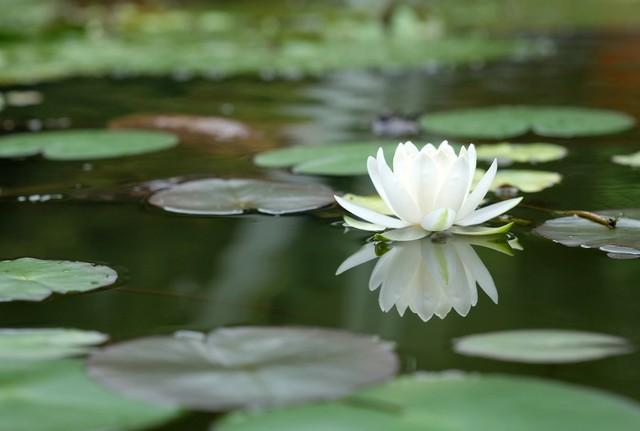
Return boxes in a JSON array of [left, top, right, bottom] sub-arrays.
[[477, 169, 562, 193], [88, 327, 398, 411], [255, 142, 397, 176], [612, 151, 640, 167], [476, 142, 567, 163], [148, 178, 334, 215], [0, 129, 177, 160], [453, 330, 633, 363], [534, 209, 640, 257], [0, 258, 118, 302], [420, 106, 635, 139], [216, 373, 640, 431], [0, 360, 178, 431], [0, 328, 108, 360]]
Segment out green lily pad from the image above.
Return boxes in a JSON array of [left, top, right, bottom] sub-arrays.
[[612, 151, 640, 167], [255, 142, 397, 176], [453, 330, 633, 363], [534, 209, 640, 257], [420, 106, 635, 139], [0, 129, 178, 160], [476, 142, 568, 163], [0, 258, 118, 302], [0, 328, 108, 360], [148, 178, 334, 215], [478, 169, 562, 193], [215, 372, 640, 431], [0, 359, 178, 431], [87, 327, 398, 411]]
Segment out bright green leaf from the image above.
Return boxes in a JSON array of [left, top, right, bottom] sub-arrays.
[[0, 328, 107, 360]]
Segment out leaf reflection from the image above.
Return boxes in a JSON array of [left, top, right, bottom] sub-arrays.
[[337, 235, 517, 321]]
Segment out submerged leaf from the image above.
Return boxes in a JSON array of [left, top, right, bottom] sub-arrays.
[[148, 178, 334, 215], [0, 129, 177, 160], [453, 330, 633, 363], [612, 151, 640, 167], [0, 360, 178, 431], [478, 169, 562, 193], [420, 106, 635, 139], [215, 372, 640, 431], [87, 327, 399, 411], [0, 258, 118, 302], [0, 328, 107, 360], [535, 209, 640, 257]]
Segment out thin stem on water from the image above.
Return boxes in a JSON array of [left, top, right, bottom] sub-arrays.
[[521, 204, 618, 229]]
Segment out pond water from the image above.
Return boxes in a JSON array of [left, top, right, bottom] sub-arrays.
[[1, 31, 640, 430]]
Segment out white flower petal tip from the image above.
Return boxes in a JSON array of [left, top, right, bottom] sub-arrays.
[[421, 208, 456, 232], [343, 216, 385, 232], [456, 197, 523, 227], [334, 195, 409, 229], [449, 222, 514, 236], [379, 226, 429, 242]]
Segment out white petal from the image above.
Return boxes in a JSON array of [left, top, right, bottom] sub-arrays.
[[449, 222, 513, 236], [336, 243, 377, 275], [343, 216, 385, 232], [465, 144, 477, 192], [457, 159, 497, 220], [421, 208, 456, 232], [377, 151, 422, 223], [367, 154, 390, 205], [335, 195, 410, 229], [382, 226, 429, 242], [416, 151, 438, 213], [433, 151, 471, 212], [453, 241, 498, 303], [369, 250, 395, 291], [456, 197, 523, 227]]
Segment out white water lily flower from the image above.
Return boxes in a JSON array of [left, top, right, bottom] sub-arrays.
[[335, 141, 522, 240], [336, 235, 515, 322]]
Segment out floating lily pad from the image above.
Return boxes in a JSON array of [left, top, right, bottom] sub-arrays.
[[478, 169, 562, 193], [453, 330, 633, 363], [254, 142, 397, 176], [612, 151, 640, 167], [0, 129, 178, 160], [148, 178, 334, 215], [87, 327, 398, 411], [420, 106, 635, 139], [476, 142, 567, 163], [0, 257, 118, 302], [0, 359, 178, 431], [534, 209, 640, 257], [0, 328, 108, 360], [215, 372, 640, 431]]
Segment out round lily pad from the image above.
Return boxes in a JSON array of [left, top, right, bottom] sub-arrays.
[[612, 151, 640, 167], [477, 169, 562, 193], [534, 209, 640, 257], [254, 142, 397, 176], [147, 178, 334, 215], [0, 359, 178, 431], [476, 142, 567, 163], [0, 328, 108, 360], [420, 106, 635, 139], [0, 129, 178, 160], [215, 372, 640, 431], [0, 257, 118, 302], [453, 330, 633, 363], [87, 327, 399, 411]]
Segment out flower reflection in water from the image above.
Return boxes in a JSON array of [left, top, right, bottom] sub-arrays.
[[337, 234, 517, 322]]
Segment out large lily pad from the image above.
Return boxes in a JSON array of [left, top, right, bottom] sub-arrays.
[[612, 151, 640, 167], [534, 209, 640, 257], [0, 328, 108, 360], [148, 178, 334, 215], [0, 258, 118, 302], [420, 106, 635, 139], [87, 327, 399, 411], [0, 359, 178, 431], [453, 330, 633, 363], [255, 142, 397, 176], [487, 169, 562, 193], [476, 142, 567, 163], [0, 129, 178, 160], [215, 372, 640, 431]]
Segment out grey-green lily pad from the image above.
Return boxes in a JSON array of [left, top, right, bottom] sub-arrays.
[[476, 169, 562, 193], [0, 359, 178, 431], [0, 328, 108, 360], [453, 330, 633, 363], [148, 178, 334, 215], [214, 372, 640, 431], [87, 327, 399, 411], [0, 129, 177, 160], [254, 142, 398, 176], [476, 142, 568, 163], [0, 258, 118, 302], [612, 151, 640, 167], [420, 106, 635, 139], [534, 209, 640, 257]]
